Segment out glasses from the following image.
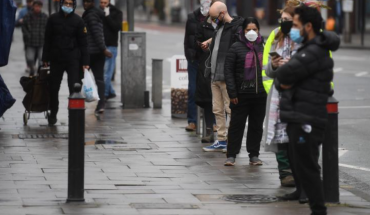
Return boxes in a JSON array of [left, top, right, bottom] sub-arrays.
[[63, 2, 73, 6], [278, 18, 293, 23]]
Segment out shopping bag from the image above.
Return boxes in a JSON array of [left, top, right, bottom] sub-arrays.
[[0, 74, 16, 117], [81, 69, 99, 102], [0, 0, 17, 67]]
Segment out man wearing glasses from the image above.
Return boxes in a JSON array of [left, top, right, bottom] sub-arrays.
[[42, 0, 89, 125]]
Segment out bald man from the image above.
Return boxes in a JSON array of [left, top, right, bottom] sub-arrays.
[[202, 2, 243, 153]]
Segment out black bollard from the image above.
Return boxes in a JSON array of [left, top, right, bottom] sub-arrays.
[[323, 96, 339, 203], [67, 83, 85, 203]]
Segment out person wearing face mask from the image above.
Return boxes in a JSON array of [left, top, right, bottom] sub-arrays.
[[222, 17, 266, 166], [42, 0, 89, 125], [275, 6, 340, 215], [183, 0, 212, 132], [262, 5, 298, 189], [202, 2, 243, 153]]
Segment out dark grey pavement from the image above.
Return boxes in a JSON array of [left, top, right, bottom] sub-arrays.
[[0, 26, 369, 215]]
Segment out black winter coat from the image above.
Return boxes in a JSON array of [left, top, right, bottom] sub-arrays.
[[224, 33, 266, 99], [103, 4, 123, 47], [276, 31, 340, 129], [184, 8, 204, 61], [82, 7, 106, 54], [209, 16, 244, 81], [42, 10, 89, 65], [195, 18, 215, 106]]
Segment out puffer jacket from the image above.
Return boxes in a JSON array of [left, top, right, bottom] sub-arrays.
[[184, 8, 204, 61], [224, 31, 266, 99], [82, 7, 106, 54], [209, 16, 244, 81], [42, 8, 89, 65], [276, 31, 340, 129]]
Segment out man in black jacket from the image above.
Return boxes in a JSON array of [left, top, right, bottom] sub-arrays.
[[202, 1, 243, 152], [43, 0, 89, 125], [275, 6, 340, 215], [83, 0, 112, 114], [100, 0, 122, 100], [183, 0, 211, 132]]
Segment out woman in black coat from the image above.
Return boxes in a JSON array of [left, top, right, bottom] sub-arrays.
[[224, 17, 267, 166], [195, 16, 216, 143]]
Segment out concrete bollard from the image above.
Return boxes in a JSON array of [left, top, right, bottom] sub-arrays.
[[152, 59, 163, 109], [323, 96, 340, 203], [67, 83, 85, 203]]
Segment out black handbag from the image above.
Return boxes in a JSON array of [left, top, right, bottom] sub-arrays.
[[204, 48, 212, 78]]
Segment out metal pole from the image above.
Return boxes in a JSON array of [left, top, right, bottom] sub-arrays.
[[344, 12, 351, 43], [67, 83, 85, 203], [152, 59, 163, 109], [127, 0, 134, 31], [323, 96, 340, 203]]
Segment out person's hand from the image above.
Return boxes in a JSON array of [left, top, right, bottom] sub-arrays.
[[280, 84, 292, 90], [104, 49, 113, 58], [271, 56, 282, 69], [19, 19, 23, 24], [104, 7, 110, 16], [230, 98, 238, 105], [83, 65, 90, 70], [278, 57, 290, 67], [43, 62, 49, 67], [200, 41, 209, 50]]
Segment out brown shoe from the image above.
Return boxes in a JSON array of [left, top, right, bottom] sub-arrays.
[[213, 125, 218, 132], [185, 123, 196, 132], [281, 175, 296, 187]]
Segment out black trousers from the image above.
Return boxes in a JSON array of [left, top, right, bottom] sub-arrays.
[[90, 53, 105, 102], [203, 102, 215, 129], [227, 96, 266, 158], [287, 123, 327, 215], [49, 60, 81, 117]]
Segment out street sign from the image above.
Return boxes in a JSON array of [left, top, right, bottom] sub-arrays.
[[170, 55, 188, 118], [342, 0, 354, 13]]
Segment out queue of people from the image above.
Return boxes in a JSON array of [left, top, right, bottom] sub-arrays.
[[184, 1, 340, 215]]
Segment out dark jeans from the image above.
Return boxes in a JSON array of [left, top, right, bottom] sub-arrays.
[[90, 53, 106, 102], [187, 60, 198, 124], [287, 123, 327, 215], [49, 60, 81, 117], [227, 96, 266, 158]]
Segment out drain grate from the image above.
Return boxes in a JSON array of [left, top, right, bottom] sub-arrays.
[[17, 134, 68, 139], [223, 195, 278, 204], [95, 140, 127, 144]]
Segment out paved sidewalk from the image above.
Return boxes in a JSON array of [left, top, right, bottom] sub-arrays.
[[0, 29, 369, 215]]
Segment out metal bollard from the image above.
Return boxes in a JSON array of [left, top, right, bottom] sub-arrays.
[[152, 59, 163, 109], [67, 83, 85, 203], [323, 96, 339, 203]]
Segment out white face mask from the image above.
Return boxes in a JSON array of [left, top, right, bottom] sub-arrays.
[[245, 30, 258, 42], [200, 0, 211, 16]]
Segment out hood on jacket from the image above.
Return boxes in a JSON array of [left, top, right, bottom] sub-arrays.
[[313, 31, 340, 52], [60, 0, 77, 12], [224, 16, 243, 29], [83, 6, 105, 20]]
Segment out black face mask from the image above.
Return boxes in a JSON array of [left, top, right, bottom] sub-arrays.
[[280, 21, 293, 35]]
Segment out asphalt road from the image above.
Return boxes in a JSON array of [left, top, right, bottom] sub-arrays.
[[136, 25, 370, 200]]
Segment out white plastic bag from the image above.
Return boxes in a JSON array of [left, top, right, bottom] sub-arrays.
[[82, 69, 100, 102]]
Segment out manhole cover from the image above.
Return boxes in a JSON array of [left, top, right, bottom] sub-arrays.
[[17, 134, 68, 139], [95, 140, 127, 144], [223, 195, 278, 204]]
